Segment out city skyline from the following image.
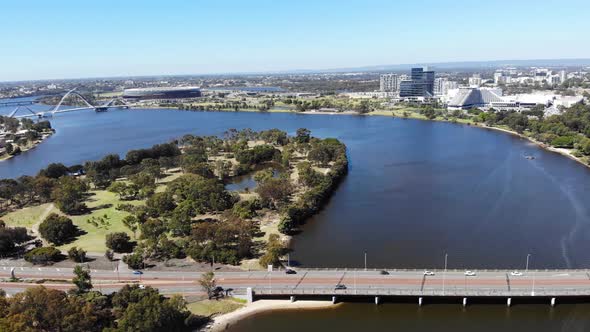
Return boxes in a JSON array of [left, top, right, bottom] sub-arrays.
[[2, 0, 590, 81]]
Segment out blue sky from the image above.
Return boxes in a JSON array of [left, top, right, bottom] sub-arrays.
[[1, 0, 588, 81]]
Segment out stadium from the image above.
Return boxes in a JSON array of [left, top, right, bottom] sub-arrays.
[[122, 86, 201, 100]]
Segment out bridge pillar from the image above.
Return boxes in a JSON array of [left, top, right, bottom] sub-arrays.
[[507, 298, 511, 307], [332, 296, 337, 304], [462, 297, 467, 307], [246, 287, 253, 303], [418, 297, 423, 306], [375, 296, 380, 305], [551, 298, 556, 307], [290, 296, 296, 303]]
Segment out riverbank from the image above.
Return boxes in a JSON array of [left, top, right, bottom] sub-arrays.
[[207, 300, 339, 332], [0, 130, 54, 162], [198, 107, 590, 171]]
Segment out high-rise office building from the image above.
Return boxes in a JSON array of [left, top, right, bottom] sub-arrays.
[[399, 67, 435, 97], [379, 74, 399, 92]]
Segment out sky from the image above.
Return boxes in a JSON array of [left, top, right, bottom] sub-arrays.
[[1, 0, 589, 81]]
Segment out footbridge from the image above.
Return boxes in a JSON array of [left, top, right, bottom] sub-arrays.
[[2, 265, 590, 307], [8, 89, 131, 118]]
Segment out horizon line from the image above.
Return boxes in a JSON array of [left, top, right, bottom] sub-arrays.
[[2, 57, 590, 84]]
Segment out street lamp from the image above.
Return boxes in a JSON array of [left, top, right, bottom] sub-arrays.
[[526, 254, 531, 272], [364, 251, 367, 271], [442, 253, 448, 295]]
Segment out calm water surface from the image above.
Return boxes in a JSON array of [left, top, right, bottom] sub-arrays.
[[2, 104, 590, 330]]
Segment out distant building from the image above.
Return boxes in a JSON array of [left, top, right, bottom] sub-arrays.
[[123, 86, 201, 100], [559, 70, 567, 83], [448, 87, 505, 110], [399, 67, 435, 98], [434, 78, 447, 96], [379, 74, 399, 92], [468, 74, 482, 87]]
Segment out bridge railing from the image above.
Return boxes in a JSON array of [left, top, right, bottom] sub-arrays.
[[294, 268, 590, 273], [252, 287, 590, 297]]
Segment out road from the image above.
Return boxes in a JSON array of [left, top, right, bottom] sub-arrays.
[[2, 265, 590, 298]]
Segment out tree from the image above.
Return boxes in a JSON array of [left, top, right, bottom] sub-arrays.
[[198, 272, 217, 299], [122, 215, 139, 239], [38, 163, 69, 179], [123, 251, 144, 270], [421, 106, 436, 120], [72, 265, 93, 294], [39, 213, 77, 245], [295, 128, 311, 143], [145, 192, 176, 217], [0, 227, 28, 255], [106, 232, 133, 253], [24, 247, 61, 265], [259, 234, 286, 268], [0, 286, 101, 332], [51, 176, 88, 214], [255, 177, 293, 209], [67, 246, 87, 263]]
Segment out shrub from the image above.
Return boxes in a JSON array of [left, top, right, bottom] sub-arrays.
[[38, 213, 77, 245], [123, 252, 144, 269], [67, 246, 87, 262], [24, 247, 61, 265], [106, 232, 133, 253]]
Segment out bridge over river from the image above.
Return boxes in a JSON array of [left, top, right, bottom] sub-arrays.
[[5, 88, 131, 118], [2, 265, 590, 306]]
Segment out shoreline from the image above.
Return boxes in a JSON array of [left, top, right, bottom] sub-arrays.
[[206, 299, 339, 331], [293, 109, 590, 169], [0, 130, 54, 163]]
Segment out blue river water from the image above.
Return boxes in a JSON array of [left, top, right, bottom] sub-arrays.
[[2, 102, 590, 330]]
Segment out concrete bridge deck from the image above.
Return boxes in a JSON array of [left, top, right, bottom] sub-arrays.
[[2, 265, 590, 305]]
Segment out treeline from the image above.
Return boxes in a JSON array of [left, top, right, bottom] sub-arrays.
[[472, 103, 590, 159], [277, 134, 349, 234], [0, 128, 348, 269], [0, 116, 53, 156], [0, 285, 207, 331]]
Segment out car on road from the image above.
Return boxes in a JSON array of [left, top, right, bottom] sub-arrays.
[[464, 270, 476, 277], [423, 270, 435, 276], [335, 284, 347, 290], [510, 271, 523, 276], [132, 270, 143, 275], [380, 270, 390, 275], [285, 269, 297, 274], [138, 284, 146, 289]]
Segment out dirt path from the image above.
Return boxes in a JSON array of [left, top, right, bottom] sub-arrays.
[[31, 203, 55, 245]]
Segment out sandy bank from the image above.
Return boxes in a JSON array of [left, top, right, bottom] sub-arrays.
[[207, 299, 338, 331]]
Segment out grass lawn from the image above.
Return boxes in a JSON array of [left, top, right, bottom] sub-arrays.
[[58, 190, 144, 253], [187, 298, 245, 317], [2, 203, 58, 228]]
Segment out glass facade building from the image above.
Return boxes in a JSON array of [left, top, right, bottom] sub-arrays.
[[399, 67, 435, 97]]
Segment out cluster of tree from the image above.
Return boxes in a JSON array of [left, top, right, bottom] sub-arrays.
[[0, 284, 207, 331], [86, 142, 180, 189], [0, 222, 30, 256], [179, 99, 275, 112], [0, 117, 53, 157], [278, 137, 348, 234], [474, 103, 590, 158]]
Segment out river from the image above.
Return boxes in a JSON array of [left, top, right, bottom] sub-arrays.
[[1, 102, 590, 330]]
